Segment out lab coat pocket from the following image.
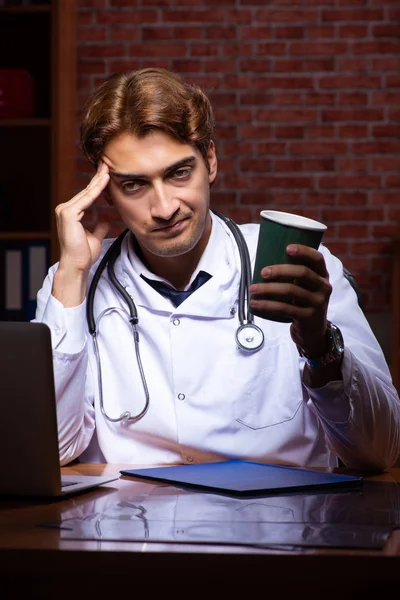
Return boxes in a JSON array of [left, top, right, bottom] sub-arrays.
[[234, 336, 302, 430]]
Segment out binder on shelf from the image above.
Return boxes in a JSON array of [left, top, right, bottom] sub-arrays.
[[0, 239, 49, 321]]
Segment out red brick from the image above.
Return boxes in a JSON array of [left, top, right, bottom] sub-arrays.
[[339, 24, 369, 38], [305, 92, 336, 106], [222, 74, 252, 90], [240, 26, 272, 40], [337, 157, 368, 171], [239, 158, 272, 172], [214, 108, 253, 123], [322, 208, 384, 222], [275, 125, 304, 139], [238, 58, 273, 73], [204, 60, 236, 73], [256, 42, 287, 55], [80, 44, 127, 59], [307, 24, 335, 38], [353, 140, 400, 154], [338, 225, 369, 238], [337, 192, 368, 206], [353, 40, 400, 54], [338, 124, 369, 138], [386, 174, 400, 188], [319, 175, 381, 189], [162, 10, 227, 24], [210, 190, 237, 205], [372, 157, 400, 172], [386, 74, 400, 88], [256, 9, 319, 23], [96, 10, 158, 25], [372, 57, 400, 71], [171, 60, 203, 74], [373, 24, 400, 38], [240, 125, 274, 139], [272, 93, 303, 105], [240, 92, 272, 105], [372, 91, 400, 105], [275, 25, 305, 39], [240, 192, 275, 206], [225, 208, 255, 224], [256, 141, 287, 155], [218, 141, 254, 157], [337, 92, 368, 107], [222, 43, 254, 57], [205, 26, 237, 40], [290, 141, 348, 156], [319, 75, 382, 89], [322, 108, 384, 122], [337, 57, 368, 72], [352, 242, 391, 256], [129, 43, 188, 58], [307, 125, 336, 138], [304, 158, 335, 171], [253, 76, 314, 90], [322, 8, 384, 21], [274, 158, 303, 172], [304, 58, 336, 72], [290, 41, 348, 55], [78, 27, 107, 42], [373, 224, 400, 238], [190, 43, 219, 57], [256, 108, 318, 122], [372, 192, 400, 205], [373, 125, 400, 138], [273, 59, 304, 73], [108, 27, 140, 42]]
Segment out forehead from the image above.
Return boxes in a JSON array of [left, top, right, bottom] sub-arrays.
[[102, 130, 199, 174]]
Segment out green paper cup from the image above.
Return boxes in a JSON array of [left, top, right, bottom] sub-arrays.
[[250, 210, 327, 323]]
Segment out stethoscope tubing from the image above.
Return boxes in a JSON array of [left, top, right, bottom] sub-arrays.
[[86, 212, 264, 422]]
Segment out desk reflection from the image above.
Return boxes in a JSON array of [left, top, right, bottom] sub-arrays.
[[41, 479, 400, 551]]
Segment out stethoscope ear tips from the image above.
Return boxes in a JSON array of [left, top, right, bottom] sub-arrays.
[[235, 323, 265, 352]]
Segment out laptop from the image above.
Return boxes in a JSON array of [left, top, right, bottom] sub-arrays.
[[0, 321, 119, 497]]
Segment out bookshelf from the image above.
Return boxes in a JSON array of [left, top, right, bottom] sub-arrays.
[[0, 0, 76, 320]]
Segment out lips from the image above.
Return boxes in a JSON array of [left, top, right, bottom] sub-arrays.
[[154, 216, 189, 232]]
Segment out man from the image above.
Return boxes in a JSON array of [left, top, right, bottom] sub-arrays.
[[35, 68, 400, 470]]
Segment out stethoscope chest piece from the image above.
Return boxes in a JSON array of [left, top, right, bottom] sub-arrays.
[[235, 323, 265, 352]]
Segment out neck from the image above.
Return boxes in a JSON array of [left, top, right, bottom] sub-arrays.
[[136, 215, 212, 290]]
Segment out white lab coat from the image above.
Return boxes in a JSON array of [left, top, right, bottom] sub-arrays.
[[35, 213, 400, 469]]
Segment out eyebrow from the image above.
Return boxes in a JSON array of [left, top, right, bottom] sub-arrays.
[[109, 156, 197, 180]]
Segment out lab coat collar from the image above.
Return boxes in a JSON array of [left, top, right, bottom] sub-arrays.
[[115, 212, 241, 318]]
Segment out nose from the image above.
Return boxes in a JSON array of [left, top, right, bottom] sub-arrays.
[[151, 182, 180, 221]]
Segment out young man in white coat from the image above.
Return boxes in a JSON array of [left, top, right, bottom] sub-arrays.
[[35, 68, 400, 470]]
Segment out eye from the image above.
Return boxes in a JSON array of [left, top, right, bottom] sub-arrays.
[[171, 167, 192, 180], [121, 180, 146, 193]]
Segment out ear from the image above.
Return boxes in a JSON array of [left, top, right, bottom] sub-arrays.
[[207, 140, 217, 184]]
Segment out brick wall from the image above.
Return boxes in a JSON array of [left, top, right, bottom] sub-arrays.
[[76, 0, 400, 314]]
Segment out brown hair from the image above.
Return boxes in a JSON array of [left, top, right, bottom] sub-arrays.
[[80, 68, 215, 168]]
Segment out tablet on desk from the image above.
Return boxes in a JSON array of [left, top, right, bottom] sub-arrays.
[[120, 460, 363, 496]]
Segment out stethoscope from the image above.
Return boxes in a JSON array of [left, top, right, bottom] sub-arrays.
[[87, 211, 265, 423]]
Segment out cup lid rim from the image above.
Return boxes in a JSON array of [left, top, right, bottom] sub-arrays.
[[260, 210, 327, 231]]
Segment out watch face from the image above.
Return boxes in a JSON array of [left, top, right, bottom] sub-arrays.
[[330, 323, 344, 353]]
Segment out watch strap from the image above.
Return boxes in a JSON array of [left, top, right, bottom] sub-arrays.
[[297, 322, 344, 369]]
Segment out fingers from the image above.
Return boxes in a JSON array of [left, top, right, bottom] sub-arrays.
[[56, 162, 110, 217], [286, 244, 328, 278], [89, 221, 110, 245]]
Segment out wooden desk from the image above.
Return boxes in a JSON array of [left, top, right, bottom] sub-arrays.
[[1, 463, 400, 599]]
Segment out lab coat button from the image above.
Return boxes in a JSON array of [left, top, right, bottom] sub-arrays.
[[178, 393, 185, 401], [173, 318, 180, 326]]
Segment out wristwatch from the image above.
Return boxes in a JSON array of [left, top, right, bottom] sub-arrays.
[[297, 322, 344, 369]]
